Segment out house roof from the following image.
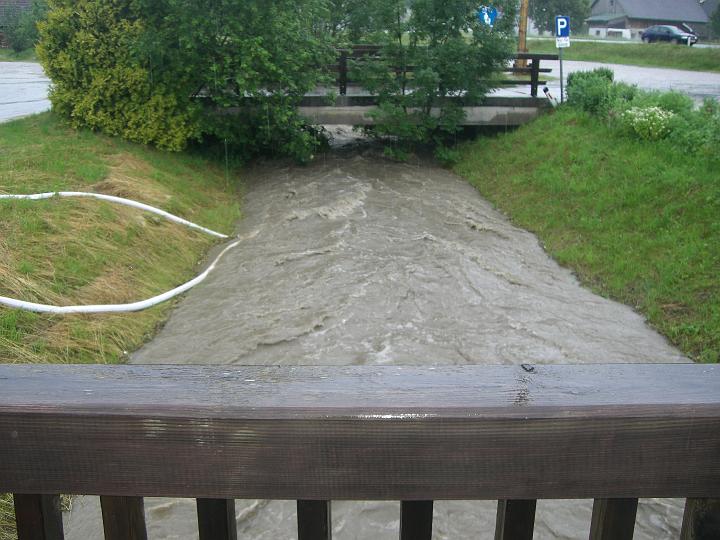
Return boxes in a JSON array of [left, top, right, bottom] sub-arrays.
[[617, 0, 709, 24]]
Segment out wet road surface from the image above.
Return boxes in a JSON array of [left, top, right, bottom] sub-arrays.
[[65, 151, 687, 539], [0, 62, 51, 123], [498, 60, 720, 104]]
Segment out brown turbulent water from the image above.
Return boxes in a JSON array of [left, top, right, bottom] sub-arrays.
[[65, 141, 687, 539]]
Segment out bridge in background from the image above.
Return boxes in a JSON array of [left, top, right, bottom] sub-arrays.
[[298, 50, 558, 127]]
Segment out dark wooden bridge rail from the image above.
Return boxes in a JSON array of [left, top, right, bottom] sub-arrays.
[[332, 47, 557, 98], [2, 364, 719, 540]]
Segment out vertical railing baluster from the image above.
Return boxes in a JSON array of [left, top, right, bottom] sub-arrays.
[[681, 499, 720, 540], [339, 50, 348, 96], [589, 498, 638, 540], [530, 59, 539, 98], [13, 494, 64, 540], [297, 500, 331, 540], [494, 499, 536, 540], [197, 498, 237, 540], [400, 501, 433, 540], [100, 496, 148, 540]]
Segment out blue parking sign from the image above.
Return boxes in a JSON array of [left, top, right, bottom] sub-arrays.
[[556, 16, 570, 38]]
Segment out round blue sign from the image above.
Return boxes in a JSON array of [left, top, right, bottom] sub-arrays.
[[478, 6, 498, 27]]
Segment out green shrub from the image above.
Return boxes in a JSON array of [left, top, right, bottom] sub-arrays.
[[38, 0, 334, 159], [351, 0, 516, 158], [667, 100, 720, 159], [566, 70, 616, 115], [1, 0, 47, 52]]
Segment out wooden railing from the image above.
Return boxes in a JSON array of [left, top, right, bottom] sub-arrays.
[[1, 364, 719, 540], [331, 47, 557, 98]]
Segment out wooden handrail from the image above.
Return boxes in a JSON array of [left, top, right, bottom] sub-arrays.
[[1, 363, 719, 539], [331, 48, 558, 97]]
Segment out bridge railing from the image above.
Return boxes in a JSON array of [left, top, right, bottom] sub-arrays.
[[330, 47, 558, 98], [1, 363, 719, 540]]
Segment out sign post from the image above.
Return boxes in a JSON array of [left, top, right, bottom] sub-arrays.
[[555, 16, 570, 104]]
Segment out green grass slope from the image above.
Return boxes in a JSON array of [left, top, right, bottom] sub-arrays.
[[529, 39, 720, 73], [455, 108, 719, 363]]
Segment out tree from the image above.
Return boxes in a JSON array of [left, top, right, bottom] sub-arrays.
[[529, 0, 590, 35], [351, 0, 517, 161], [712, 7, 720, 39], [1, 0, 47, 52], [38, 0, 335, 159]]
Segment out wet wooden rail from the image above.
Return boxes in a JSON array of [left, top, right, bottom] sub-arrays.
[[1, 364, 719, 539], [331, 47, 557, 98]]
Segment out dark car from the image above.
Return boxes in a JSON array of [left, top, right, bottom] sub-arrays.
[[640, 25, 698, 45]]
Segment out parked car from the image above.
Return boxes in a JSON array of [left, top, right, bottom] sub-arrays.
[[640, 25, 698, 45]]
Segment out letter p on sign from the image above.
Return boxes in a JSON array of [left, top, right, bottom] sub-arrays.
[[555, 16, 570, 38]]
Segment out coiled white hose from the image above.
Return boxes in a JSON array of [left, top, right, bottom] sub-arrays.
[[0, 192, 238, 314]]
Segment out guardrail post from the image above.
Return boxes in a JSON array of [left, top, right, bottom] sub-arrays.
[[681, 499, 720, 540], [13, 494, 64, 540], [338, 50, 348, 96], [495, 499, 536, 540], [530, 58, 539, 98]]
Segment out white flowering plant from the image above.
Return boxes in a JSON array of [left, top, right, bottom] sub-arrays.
[[620, 107, 675, 141]]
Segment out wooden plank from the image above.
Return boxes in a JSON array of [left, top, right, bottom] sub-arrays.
[[100, 496, 147, 540], [589, 498, 638, 540], [400, 501, 433, 540], [0, 365, 719, 501], [197, 499, 237, 540], [514, 52, 558, 61], [494, 500, 536, 540], [13, 495, 64, 540], [681, 499, 720, 540], [297, 500, 331, 540]]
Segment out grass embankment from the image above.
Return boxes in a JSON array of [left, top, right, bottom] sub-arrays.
[[455, 108, 719, 364], [0, 112, 241, 539], [528, 39, 720, 73], [0, 112, 241, 363], [0, 48, 37, 61]]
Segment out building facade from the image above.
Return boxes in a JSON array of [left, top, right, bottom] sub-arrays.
[[587, 0, 710, 39]]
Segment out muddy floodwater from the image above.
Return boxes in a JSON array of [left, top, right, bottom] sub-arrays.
[[66, 147, 687, 539]]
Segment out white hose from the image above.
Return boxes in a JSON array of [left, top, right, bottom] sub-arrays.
[[0, 191, 238, 314], [0, 192, 229, 239]]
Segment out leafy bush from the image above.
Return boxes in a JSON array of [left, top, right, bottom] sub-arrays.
[[667, 99, 720, 158], [38, 0, 334, 159], [620, 106, 674, 140], [566, 67, 720, 159], [351, 0, 516, 160], [627, 90, 694, 116], [1, 0, 46, 52], [566, 69, 619, 115]]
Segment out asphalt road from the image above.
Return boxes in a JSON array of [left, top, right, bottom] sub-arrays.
[[494, 59, 720, 103], [0, 62, 51, 123], [3, 59, 720, 126]]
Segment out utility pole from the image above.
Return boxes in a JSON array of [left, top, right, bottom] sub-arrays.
[[516, 0, 529, 69]]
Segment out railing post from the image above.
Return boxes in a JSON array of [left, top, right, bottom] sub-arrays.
[[297, 500, 331, 540], [681, 499, 720, 540], [589, 498, 638, 540], [400, 501, 433, 540], [13, 494, 64, 540], [495, 499, 536, 540], [100, 496, 148, 540], [197, 498, 237, 540], [529, 58, 539, 98], [338, 50, 348, 96]]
